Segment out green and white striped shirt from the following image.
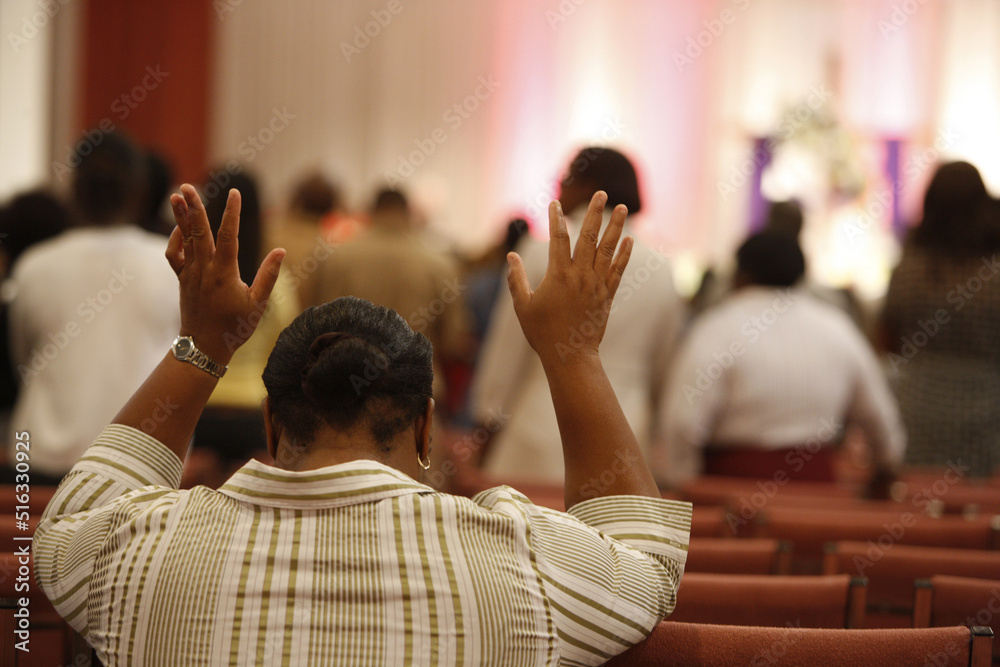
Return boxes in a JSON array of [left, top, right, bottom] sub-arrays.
[[35, 425, 691, 666]]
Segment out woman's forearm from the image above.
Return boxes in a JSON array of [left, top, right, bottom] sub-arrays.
[[111, 351, 221, 463], [541, 353, 660, 509]]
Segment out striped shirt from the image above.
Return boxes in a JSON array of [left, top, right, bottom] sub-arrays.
[[34, 425, 691, 666]]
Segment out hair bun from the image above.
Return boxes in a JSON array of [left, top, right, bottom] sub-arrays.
[[301, 332, 390, 406]]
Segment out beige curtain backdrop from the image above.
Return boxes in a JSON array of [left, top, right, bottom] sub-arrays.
[[204, 0, 999, 290]]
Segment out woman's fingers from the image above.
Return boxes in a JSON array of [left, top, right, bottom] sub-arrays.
[[594, 203, 627, 277], [165, 223, 185, 276], [606, 236, 633, 298], [506, 251, 532, 315], [547, 200, 571, 270], [248, 248, 286, 309], [179, 184, 215, 265], [572, 191, 607, 268], [214, 189, 241, 270]]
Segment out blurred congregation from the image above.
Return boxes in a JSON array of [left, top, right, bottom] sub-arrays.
[[3, 0, 1000, 664]]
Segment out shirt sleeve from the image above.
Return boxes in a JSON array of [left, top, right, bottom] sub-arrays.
[[476, 488, 691, 665], [843, 327, 907, 469], [33, 424, 182, 636]]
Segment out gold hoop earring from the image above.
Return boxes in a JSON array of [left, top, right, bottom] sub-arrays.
[[417, 452, 430, 470]]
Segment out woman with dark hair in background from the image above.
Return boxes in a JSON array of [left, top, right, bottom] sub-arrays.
[[188, 170, 299, 487], [881, 161, 1000, 477]]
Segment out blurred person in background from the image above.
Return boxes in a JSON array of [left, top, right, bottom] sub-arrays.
[[465, 217, 530, 346], [691, 199, 865, 329], [656, 231, 905, 488], [0, 191, 74, 427], [0, 190, 73, 278], [881, 161, 1000, 478], [138, 149, 176, 237], [267, 170, 345, 308], [449, 216, 530, 425], [469, 147, 684, 487], [3, 131, 179, 484], [187, 170, 300, 487], [312, 187, 471, 410]]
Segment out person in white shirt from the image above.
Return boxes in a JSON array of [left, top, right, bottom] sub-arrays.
[[654, 231, 905, 488], [471, 147, 684, 486], [4, 132, 180, 481]]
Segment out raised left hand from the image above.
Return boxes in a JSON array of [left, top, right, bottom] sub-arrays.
[[165, 184, 284, 364]]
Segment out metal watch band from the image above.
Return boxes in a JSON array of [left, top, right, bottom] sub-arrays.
[[190, 349, 227, 378], [172, 336, 228, 378]]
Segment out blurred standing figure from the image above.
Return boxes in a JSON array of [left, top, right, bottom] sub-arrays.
[[4, 132, 180, 483], [0, 190, 73, 278], [691, 199, 864, 329], [881, 161, 1000, 477], [658, 232, 905, 488], [138, 149, 176, 237], [267, 171, 343, 307], [464, 217, 530, 346], [313, 188, 470, 404], [0, 191, 73, 420], [471, 148, 684, 485]]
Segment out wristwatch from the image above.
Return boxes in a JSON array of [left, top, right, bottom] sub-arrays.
[[171, 336, 227, 378]]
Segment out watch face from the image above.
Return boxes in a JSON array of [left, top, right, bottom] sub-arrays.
[[174, 337, 194, 359]]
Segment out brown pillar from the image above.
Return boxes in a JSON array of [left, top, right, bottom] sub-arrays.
[[79, 0, 214, 183]]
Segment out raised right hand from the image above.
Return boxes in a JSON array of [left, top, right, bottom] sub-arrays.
[[506, 191, 633, 366], [165, 184, 284, 364]]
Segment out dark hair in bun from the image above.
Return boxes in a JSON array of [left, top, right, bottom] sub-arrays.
[[263, 296, 433, 448]]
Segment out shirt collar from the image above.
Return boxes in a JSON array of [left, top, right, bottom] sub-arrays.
[[217, 458, 434, 510]]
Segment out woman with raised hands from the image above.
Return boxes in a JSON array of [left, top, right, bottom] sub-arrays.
[[34, 185, 690, 666]]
